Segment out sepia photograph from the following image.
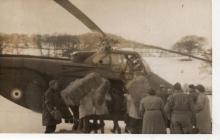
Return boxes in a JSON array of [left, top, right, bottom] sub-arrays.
[[0, 0, 212, 134]]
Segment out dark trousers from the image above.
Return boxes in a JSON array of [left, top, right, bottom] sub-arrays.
[[127, 117, 142, 134], [170, 113, 192, 134], [111, 115, 121, 133], [77, 116, 90, 133], [45, 125, 56, 133], [93, 116, 105, 133]]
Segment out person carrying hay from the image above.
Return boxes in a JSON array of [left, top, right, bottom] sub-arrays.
[[125, 74, 150, 133]]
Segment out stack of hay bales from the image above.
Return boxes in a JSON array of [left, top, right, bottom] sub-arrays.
[[61, 72, 110, 108], [126, 75, 151, 115]]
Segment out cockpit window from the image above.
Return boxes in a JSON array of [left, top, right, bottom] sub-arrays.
[[91, 52, 110, 65], [126, 54, 145, 73], [111, 54, 126, 65], [110, 54, 127, 72], [141, 58, 151, 73], [88, 52, 148, 75], [100, 55, 110, 65]]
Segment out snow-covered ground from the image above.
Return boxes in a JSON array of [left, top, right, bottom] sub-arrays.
[[0, 57, 212, 133], [143, 57, 212, 88], [0, 96, 125, 133]]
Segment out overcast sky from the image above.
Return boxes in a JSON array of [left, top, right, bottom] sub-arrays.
[[0, 0, 211, 48]]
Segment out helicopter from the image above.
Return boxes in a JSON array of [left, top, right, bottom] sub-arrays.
[[0, 0, 211, 121]]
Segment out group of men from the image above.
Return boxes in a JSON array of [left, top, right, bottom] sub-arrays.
[[42, 79, 211, 134], [165, 83, 211, 134], [125, 82, 211, 134]]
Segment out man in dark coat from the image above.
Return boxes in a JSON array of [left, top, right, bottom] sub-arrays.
[[42, 80, 63, 133], [109, 88, 125, 133]]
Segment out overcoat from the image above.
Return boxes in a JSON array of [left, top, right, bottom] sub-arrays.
[[42, 88, 62, 126], [140, 95, 166, 134], [195, 93, 211, 133]]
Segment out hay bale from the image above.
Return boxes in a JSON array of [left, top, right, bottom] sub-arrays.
[[93, 78, 110, 115], [79, 91, 95, 118], [61, 79, 85, 105], [93, 78, 110, 106], [61, 72, 103, 106], [126, 75, 150, 104], [126, 76, 151, 118]]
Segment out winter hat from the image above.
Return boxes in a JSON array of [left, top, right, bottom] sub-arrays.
[[148, 88, 156, 95], [196, 84, 205, 92], [173, 82, 182, 90], [188, 84, 195, 89]]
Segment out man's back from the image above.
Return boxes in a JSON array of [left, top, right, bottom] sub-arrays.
[[170, 92, 192, 112], [165, 91, 195, 134]]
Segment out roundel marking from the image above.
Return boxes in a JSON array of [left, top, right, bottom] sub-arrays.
[[10, 88, 23, 100]]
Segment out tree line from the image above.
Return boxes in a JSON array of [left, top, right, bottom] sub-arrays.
[[0, 32, 122, 57], [0, 33, 81, 57], [0, 33, 211, 60]]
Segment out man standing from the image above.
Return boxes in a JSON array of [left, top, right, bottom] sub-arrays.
[[42, 80, 62, 133], [125, 74, 150, 133], [109, 89, 124, 134], [194, 85, 211, 134], [125, 93, 142, 133], [164, 82, 195, 134]]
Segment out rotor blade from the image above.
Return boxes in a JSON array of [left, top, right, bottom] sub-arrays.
[[54, 0, 106, 37], [147, 45, 212, 63], [133, 43, 212, 63]]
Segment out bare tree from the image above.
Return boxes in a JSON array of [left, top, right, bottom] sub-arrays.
[[31, 34, 43, 55], [200, 48, 212, 74], [40, 34, 79, 57], [173, 35, 208, 59]]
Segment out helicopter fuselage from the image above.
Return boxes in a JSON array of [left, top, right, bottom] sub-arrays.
[[0, 49, 172, 121]]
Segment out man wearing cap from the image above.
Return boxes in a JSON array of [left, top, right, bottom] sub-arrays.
[[164, 82, 195, 134], [194, 84, 211, 134]]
